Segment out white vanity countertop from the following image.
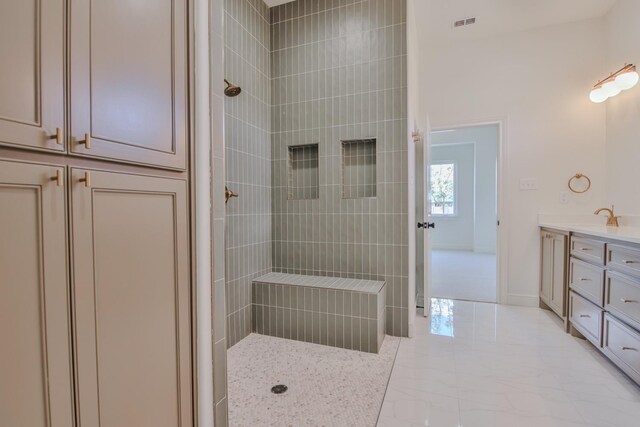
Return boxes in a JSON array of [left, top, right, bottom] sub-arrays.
[[538, 214, 640, 245]]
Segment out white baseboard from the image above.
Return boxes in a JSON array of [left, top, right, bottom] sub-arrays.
[[432, 245, 474, 251], [473, 246, 497, 254], [506, 293, 538, 307]]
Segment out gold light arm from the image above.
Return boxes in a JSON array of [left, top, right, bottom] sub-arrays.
[[592, 64, 636, 89]]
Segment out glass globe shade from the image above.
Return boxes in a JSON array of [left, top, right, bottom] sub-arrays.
[[589, 87, 608, 103], [615, 70, 639, 90], [602, 80, 622, 97]]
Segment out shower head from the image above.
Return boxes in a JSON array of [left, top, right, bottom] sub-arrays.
[[224, 79, 242, 97]]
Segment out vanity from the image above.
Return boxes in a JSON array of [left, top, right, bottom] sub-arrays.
[[539, 219, 640, 385]]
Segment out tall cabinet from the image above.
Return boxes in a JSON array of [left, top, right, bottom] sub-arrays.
[[0, 1, 193, 426], [0, 160, 73, 427]]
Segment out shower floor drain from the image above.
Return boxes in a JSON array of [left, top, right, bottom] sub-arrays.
[[271, 384, 288, 394]]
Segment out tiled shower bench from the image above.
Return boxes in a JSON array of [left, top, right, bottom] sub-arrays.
[[251, 273, 386, 353]]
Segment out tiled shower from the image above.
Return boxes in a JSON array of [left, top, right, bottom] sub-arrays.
[[224, 0, 272, 347], [224, 0, 409, 349]]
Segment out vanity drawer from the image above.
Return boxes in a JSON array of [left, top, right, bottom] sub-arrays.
[[569, 291, 603, 347], [605, 271, 640, 330], [603, 313, 640, 384], [570, 236, 605, 265], [607, 244, 640, 279], [569, 258, 605, 306]]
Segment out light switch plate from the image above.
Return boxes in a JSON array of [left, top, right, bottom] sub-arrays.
[[519, 178, 538, 191]]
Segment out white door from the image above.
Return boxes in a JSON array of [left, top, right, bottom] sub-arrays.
[[422, 116, 433, 315]]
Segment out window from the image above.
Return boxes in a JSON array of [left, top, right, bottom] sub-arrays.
[[429, 162, 456, 215]]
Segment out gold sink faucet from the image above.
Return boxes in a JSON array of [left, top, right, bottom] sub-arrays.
[[594, 205, 620, 227]]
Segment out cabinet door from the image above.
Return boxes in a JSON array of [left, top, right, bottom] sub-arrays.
[[0, 0, 65, 152], [540, 232, 553, 303], [70, 169, 192, 427], [550, 233, 567, 315], [69, 0, 188, 169], [0, 160, 74, 426]]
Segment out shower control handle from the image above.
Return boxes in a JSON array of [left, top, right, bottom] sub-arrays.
[[225, 186, 239, 204], [417, 222, 435, 229]]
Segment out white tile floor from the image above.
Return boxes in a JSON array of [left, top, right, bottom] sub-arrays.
[[431, 251, 497, 303], [377, 299, 640, 427]]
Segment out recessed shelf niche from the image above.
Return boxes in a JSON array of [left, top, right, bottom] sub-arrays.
[[341, 138, 377, 199], [288, 144, 319, 200]]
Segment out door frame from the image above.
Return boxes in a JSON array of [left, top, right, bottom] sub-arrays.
[[422, 118, 508, 306], [193, 0, 213, 425]]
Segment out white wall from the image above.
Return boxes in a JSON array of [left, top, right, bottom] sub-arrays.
[[430, 143, 475, 250], [605, 0, 640, 215], [420, 19, 608, 305]]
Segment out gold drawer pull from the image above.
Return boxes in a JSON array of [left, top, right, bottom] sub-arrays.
[[579, 277, 590, 281], [622, 260, 638, 264], [51, 169, 63, 186], [79, 172, 91, 188], [579, 247, 591, 251], [579, 314, 590, 318], [50, 127, 63, 145], [621, 299, 638, 303], [79, 133, 91, 149], [620, 346, 637, 351]]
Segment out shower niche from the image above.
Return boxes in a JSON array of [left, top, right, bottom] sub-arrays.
[[341, 139, 377, 199], [288, 144, 319, 200]]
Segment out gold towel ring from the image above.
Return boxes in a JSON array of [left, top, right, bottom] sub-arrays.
[[568, 173, 591, 194]]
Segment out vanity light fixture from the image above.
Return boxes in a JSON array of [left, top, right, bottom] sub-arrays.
[[590, 64, 639, 103]]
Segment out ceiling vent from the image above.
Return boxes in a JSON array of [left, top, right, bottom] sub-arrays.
[[453, 17, 476, 29]]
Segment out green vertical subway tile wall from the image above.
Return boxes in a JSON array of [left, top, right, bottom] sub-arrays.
[[270, 0, 409, 337], [224, 0, 273, 348]]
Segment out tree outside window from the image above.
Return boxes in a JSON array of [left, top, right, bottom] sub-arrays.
[[430, 163, 455, 215]]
